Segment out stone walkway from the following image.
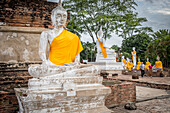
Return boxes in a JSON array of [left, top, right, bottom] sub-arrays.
[[110, 86, 170, 113], [111, 98, 170, 113], [136, 86, 169, 101], [108, 74, 170, 90]]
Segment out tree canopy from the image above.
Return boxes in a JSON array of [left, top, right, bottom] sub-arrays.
[[146, 29, 170, 67], [63, 0, 149, 43], [121, 32, 152, 62]]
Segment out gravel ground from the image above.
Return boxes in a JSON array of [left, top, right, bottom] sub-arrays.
[[110, 98, 170, 113], [110, 86, 170, 113]]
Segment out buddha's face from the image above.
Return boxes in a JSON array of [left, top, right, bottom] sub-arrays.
[[157, 56, 160, 61], [52, 10, 67, 28], [133, 47, 135, 51]]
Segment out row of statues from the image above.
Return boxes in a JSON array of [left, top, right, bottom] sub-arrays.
[[122, 48, 163, 71]]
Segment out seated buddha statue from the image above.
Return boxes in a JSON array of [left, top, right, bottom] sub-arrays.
[[128, 61, 133, 71], [126, 58, 130, 69], [154, 56, 163, 70], [122, 56, 126, 69], [145, 58, 151, 70], [28, 3, 87, 77], [136, 58, 141, 70]]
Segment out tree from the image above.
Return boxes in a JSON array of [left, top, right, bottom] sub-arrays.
[[146, 29, 170, 67], [121, 32, 152, 62], [110, 45, 120, 52], [80, 41, 95, 62], [63, 0, 139, 43], [117, 11, 153, 39]]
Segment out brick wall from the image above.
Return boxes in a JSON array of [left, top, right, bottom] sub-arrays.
[[0, 0, 58, 28], [105, 82, 136, 108], [0, 63, 33, 113]]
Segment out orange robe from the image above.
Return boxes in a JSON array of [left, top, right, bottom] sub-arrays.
[[132, 51, 136, 62], [137, 61, 141, 70], [126, 61, 129, 69], [155, 61, 163, 70], [49, 29, 83, 65], [123, 59, 126, 66], [98, 38, 107, 58], [145, 61, 150, 70], [128, 62, 133, 71]]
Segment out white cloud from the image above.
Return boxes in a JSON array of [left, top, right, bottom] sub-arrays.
[[149, 8, 170, 15]]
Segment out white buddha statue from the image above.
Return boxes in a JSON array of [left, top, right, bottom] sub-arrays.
[[131, 47, 136, 68], [122, 56, 126, 69], [16, 2, 111, 113], [28, 2, 84, 77], [95, 26, 115, 62], [154, 55, 163, 70]]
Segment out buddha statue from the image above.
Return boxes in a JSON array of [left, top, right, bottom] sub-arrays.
[[113, 49, 117, 62], [122, 56, 126, 69], [126, 58, 130, 69], [154, 56, 163, 70], [95, 26, 115, 62], [15, 2, 111, 112], [136, 58, 141, 70], [131, 47, 137, 68], [128, 61, 133, 71], [28, 2, 84, 77], [145, 58, 150, 70]]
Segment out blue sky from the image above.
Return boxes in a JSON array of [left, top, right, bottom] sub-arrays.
[[81, 0, 170, 47]]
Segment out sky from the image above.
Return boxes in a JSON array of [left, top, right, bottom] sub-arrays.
[[81, 0, 170, 47]]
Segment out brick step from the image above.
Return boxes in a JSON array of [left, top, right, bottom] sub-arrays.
[[0, 79, 30, 85], [0, 76, 32, 81], [0, 68, 28, 72]]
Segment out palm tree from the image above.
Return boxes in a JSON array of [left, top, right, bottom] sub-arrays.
[[146, 29, 170, 67]]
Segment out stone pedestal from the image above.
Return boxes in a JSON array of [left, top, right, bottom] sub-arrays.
[[96, 50, 116, 63], [89, 62, 123, 75], [14, 65, 111, 113], [95, 50, 123, 75]]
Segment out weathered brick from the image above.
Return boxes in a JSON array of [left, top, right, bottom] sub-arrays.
[[105, 82, 136, 108]]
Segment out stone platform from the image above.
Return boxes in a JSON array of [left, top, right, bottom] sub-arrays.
[[107, 74, 170, 90], [88, 62, 123, 75], [15, 64, 111, 113]]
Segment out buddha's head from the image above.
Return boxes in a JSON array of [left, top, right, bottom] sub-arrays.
[[138, 58, 140, 62], [97, 26, 103, 39], [126, 58, 129, 61], [157, 55, 160, 61], [122, 56, 124, 59], [51, 3, 67, 28], [132, 47, 135, 51], [147, 58, 149, 61]]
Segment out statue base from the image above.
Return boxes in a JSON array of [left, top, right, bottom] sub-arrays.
[[89, 62, 123, 75], [96, 50, 116, 63], [14, 65, 111, 113]]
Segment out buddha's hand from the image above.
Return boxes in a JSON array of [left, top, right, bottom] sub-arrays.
[[42, 60, 49, 69]]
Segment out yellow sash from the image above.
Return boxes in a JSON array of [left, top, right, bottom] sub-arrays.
[[123, 59, 126, 65], [98, 38, 107, 58], [128, 62, 133, 71], [49, 29, 83, 65], [132, 51, 136, 61], [145, 61, 150, 70], [137, 61, 141, 70], [155, 61, 163, 69], [126, 61, 129, 69]]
